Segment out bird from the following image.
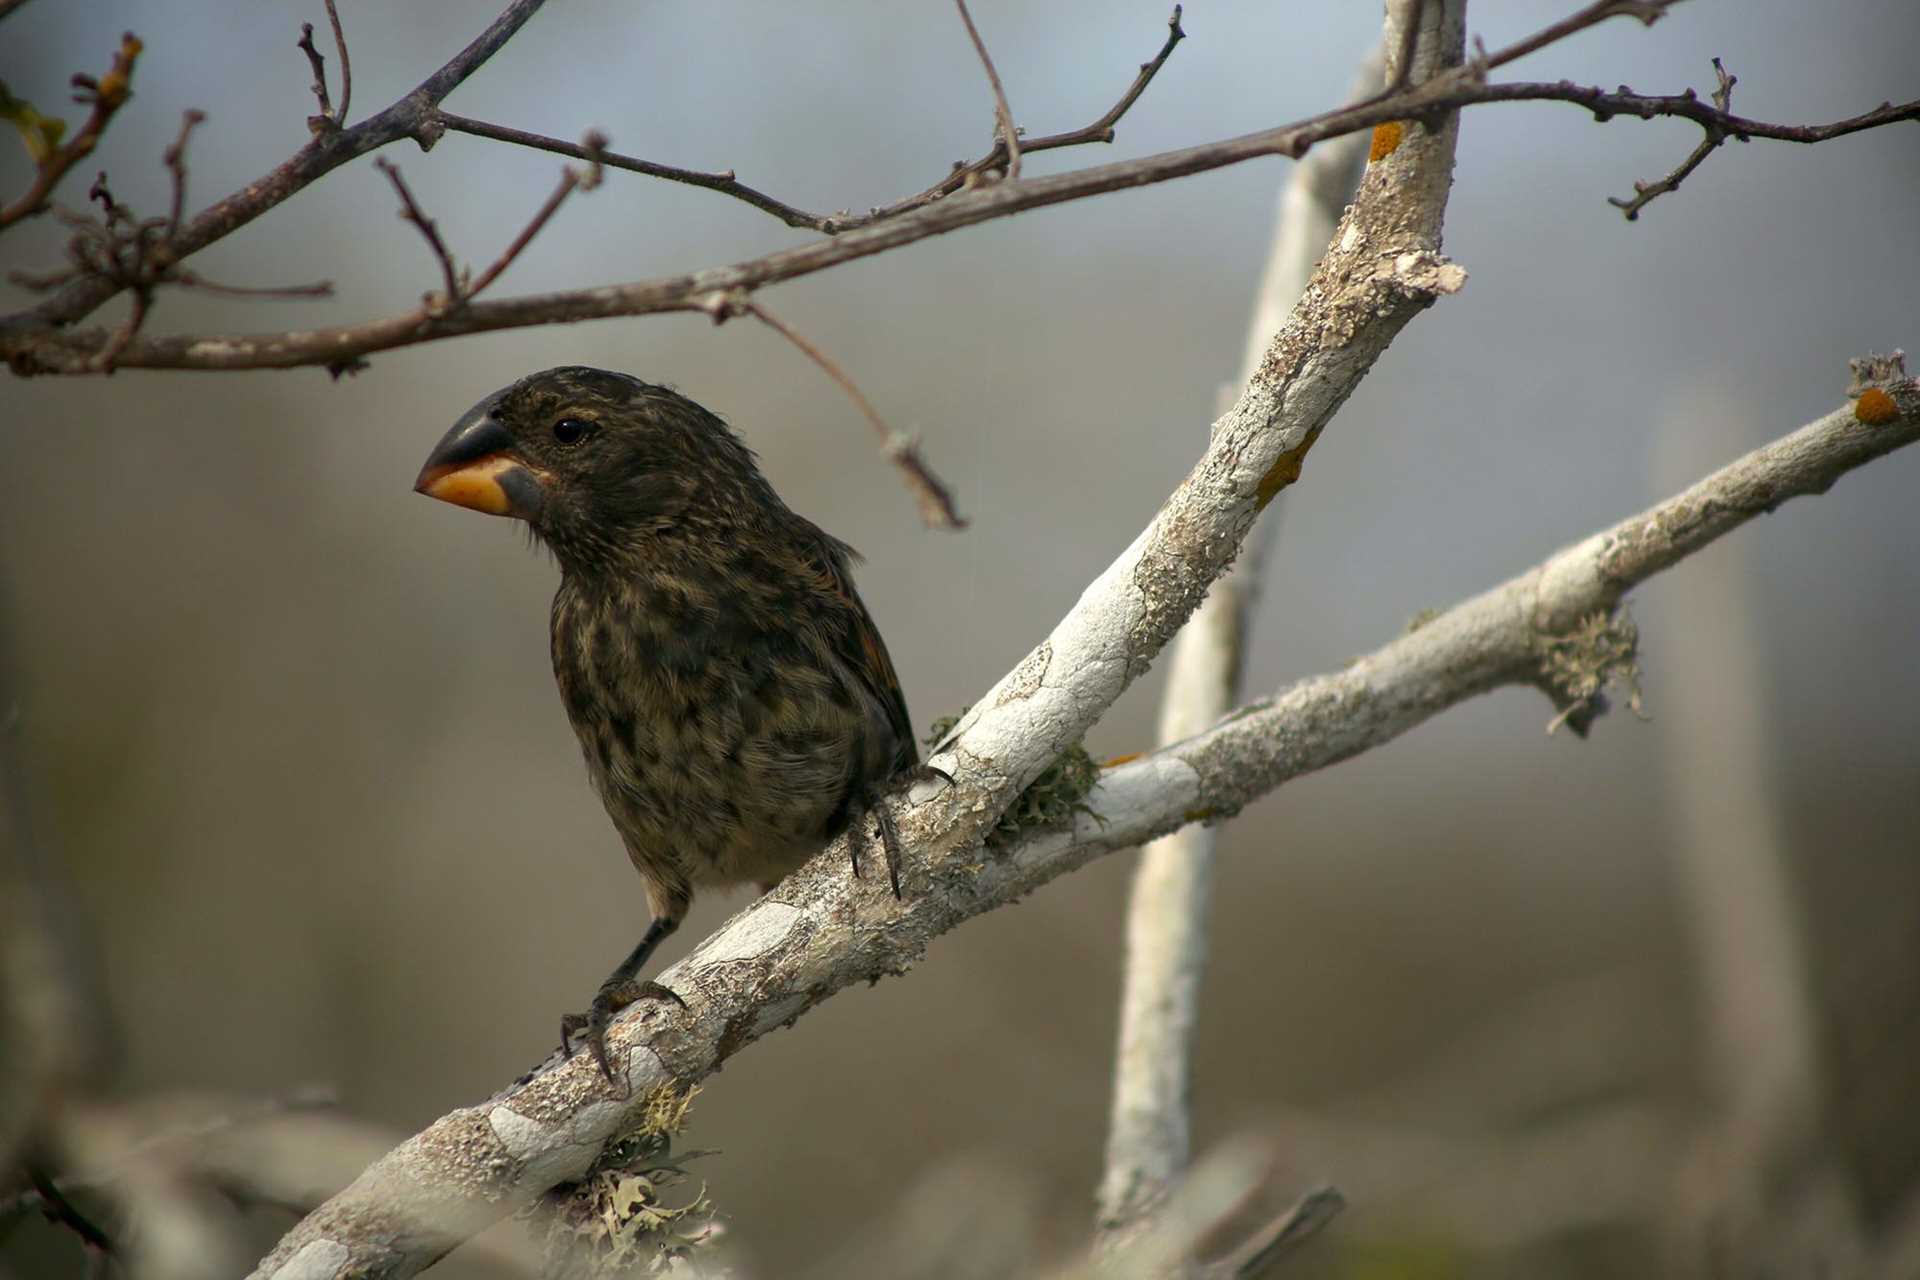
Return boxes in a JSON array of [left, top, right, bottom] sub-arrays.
[[414, 366, 917, 1079]]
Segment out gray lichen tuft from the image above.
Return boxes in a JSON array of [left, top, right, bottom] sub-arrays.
[[925, 710, 1101, 844], [530, 1085, 728, 1277], [1535, 607, 1647, 737]]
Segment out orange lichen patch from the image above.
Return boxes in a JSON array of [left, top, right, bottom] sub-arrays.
[[417, 454, 518, 515], [1099, 752, 1143, 769], [1369, 121, 1404, 163], [1255, 427, 1325, 510], [1854, 387, 1898, 425], [96, 34, 144, 105]]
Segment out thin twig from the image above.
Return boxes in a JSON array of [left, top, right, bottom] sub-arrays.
[[10, 0, 550, 332], [374, 157, 464, 307], [0, 32, 143, 230], [705, 291, 967, 530], [1203, 1186, 1347, 1278], [462, 131, 604, 298], [161, 109, 207, 242], [295, 22, 333, 124], [26, 1167, 116, 1257], [8, 4, 1918, 373], [323, 0, 351, 124], [1607, 56, 1736, 218], [1484, 0, 1680, 72], [439, 6, 1185, 235], [954, 0, 1021, 181], [91, 287, 149, 372], [169, 271, 333, 298]]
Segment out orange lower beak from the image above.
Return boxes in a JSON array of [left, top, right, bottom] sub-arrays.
[[416, 453, 525, 516], [415, 401, 546, 520]]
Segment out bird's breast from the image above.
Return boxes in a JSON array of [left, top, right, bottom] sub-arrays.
[[549, 576, 870, 885]]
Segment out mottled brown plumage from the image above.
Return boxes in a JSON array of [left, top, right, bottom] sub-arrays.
[[416, 366, 915, 1077]]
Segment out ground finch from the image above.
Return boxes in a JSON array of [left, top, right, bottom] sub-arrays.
[[416, 366, 916, 1078]]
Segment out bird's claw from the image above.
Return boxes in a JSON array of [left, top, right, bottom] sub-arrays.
[[559, 980, 687, 1082]]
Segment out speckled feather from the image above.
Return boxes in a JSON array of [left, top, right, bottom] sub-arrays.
[[488, 367, 916, 921]]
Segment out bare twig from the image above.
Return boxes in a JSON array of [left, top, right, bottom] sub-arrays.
[[438, 5, 1186, 236], [248, 372, 1920, 1278], [1484, 0, 1681, 72], [167, 271, 333, 299], [4, 0, 550, 336], [706, 291, 967, 530], [1031, 5, 1185, 152], [324, 0, 351, 125], [91, 286, 150, 372], [0, 32, 143, 230], [297, 1, 353, 129], [435, 112, 843, 230], [464, 131, 605, 298], [25, 1167, 116, 1258], [1201, 1186, 1346, 1279], [295, 23, 333, 124], [954, 0, 1021, 181], [373, 158, 463, 307], [13, 42, 1911, 376], [1608, 56, 1736, 218], [161, 109, 207, 241]]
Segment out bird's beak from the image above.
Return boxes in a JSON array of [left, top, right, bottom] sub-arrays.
[[414, 398, 546, 520]]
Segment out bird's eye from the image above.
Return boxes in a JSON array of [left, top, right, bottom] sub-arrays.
[[552, 417, 595, 445]]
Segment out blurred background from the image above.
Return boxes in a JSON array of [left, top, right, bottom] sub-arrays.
[[3, 1, 1917, 1275]]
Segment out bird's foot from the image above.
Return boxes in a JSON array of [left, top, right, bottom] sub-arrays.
[[560, 978, 687, 1082], [845, 782, 908, 899]]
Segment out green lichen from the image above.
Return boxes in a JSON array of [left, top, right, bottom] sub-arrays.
[[925, 709, 1102, 845]]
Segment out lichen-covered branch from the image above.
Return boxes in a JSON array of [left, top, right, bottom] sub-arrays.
[[249, 360, 1916, 1278], [1092, 41, 1382, 1260], [248, 3, 1473, 1270]]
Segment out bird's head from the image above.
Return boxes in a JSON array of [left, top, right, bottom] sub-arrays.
[[415, 366, 771, 572]]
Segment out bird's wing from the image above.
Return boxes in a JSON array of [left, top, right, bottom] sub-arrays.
[[801, 527, 920, 773]]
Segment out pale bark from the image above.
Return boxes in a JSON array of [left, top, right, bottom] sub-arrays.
[[1092, 45, 1381, 1256], [250, 371, 1917, 1279]]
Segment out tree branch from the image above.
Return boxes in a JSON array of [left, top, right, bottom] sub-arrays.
[[3, 0, 552, 334], [249, 360, 1917, 1278], [438, 5, 1185, 237], [10, 52, 1910, 376], [954, 0, 1022, 181], [1093, 40, 1382, 1259], [702, 291, 967, 530], [0, 32, 143, 231], [249, 0, 1472, 1269]]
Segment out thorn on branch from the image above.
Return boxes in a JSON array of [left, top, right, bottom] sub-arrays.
[[702, 290, 968, 531]]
